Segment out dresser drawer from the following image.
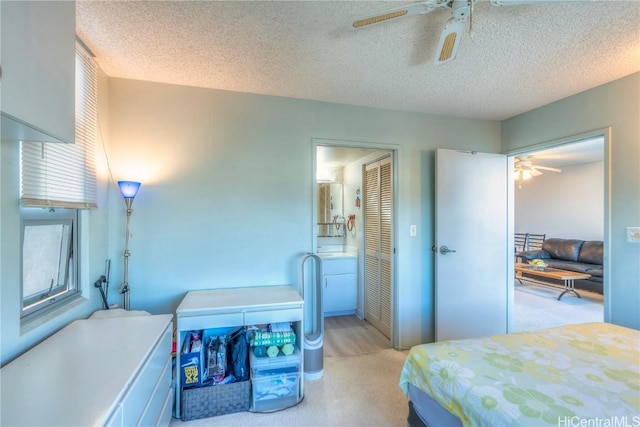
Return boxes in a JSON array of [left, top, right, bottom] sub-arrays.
[[121, 326, 172, 426], [155, 387, 174, 427], [136, 356, 172, 426], [178, 312, 244, 331], [245, 307, 303, 325]]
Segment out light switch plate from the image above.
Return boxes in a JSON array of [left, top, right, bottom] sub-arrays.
[[410, 225, 417, 237], [627, 227, 640, 243]]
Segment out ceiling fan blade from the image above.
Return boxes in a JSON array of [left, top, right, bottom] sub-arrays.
[[352, 0, 447, 29], [533, 165, 562, 173], [530, 169, 543, 177], [434, 15, 467, 64], [490, 0, 558, 6]]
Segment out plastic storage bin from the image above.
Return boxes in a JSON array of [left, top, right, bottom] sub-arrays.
[[250, 346, 301, 371], [250, 346, 301, 412]]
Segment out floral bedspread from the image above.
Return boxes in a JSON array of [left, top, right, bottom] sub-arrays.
[[399, 322, 639, 426]]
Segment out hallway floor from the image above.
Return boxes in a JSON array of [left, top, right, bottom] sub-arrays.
[[323, 315, 391, 357]]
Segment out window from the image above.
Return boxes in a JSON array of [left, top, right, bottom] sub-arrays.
[[21, 208, 78, 317], [19, 41, 97, 320]]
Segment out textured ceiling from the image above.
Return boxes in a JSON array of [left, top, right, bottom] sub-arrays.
[[76, 0, 640, 121]]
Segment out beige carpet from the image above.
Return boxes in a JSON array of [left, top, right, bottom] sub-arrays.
[[514, 279, 603, 332], [171, 348, 409, 427]]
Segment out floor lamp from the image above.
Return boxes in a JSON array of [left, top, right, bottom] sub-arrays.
[[118, 180, 141, 310]]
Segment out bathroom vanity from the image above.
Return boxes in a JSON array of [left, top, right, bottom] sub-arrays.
[[319, 253, 357, 316]]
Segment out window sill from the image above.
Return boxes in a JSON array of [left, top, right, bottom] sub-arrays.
[[20, 295, 87, 335]]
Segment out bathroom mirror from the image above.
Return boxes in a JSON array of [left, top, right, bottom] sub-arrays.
[[317, 182, 344, 237]]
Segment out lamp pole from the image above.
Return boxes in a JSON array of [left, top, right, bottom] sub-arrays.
[[117, 181, 141, 310], [120, 197, 133, 310]]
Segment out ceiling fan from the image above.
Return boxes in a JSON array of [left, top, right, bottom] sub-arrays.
[[514, 156, 561, 186], [352, 0, 540, 65]]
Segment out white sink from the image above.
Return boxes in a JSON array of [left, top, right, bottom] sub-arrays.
[[318, 252, 356, 259]]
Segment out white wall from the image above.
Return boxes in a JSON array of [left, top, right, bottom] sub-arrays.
[[503, 72, 640, 330], [343, 157, 364, 253], [515, 161, 604, 241], [104, 78, 502, 349]]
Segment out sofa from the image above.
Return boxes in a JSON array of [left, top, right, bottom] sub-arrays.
[[518, 238, 603, 294]]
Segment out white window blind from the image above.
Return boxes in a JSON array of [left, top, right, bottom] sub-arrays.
[[20, 42, 98, 209]]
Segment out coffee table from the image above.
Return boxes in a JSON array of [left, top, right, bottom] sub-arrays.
[[515, 262, 591, 300]]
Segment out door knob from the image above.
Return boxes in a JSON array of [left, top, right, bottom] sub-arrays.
[[439, 245, 456, 255]]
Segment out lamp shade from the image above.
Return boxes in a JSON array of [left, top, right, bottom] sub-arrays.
[[117, 181, 141, 199]]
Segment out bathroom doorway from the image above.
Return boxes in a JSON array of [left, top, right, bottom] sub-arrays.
[[313, 139, 396, 346]]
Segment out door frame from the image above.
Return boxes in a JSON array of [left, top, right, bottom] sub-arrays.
[[311, 138, 400, 348], [504, 127, 611, 330]]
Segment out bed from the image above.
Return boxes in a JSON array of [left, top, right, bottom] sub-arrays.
[[399, 322, 639, 427]]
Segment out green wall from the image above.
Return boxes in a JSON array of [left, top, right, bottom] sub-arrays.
[[4, 71, 637, 366], [103, 78, 501, 350]]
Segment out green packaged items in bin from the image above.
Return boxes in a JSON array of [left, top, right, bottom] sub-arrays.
[[250, 331, 296, 347]]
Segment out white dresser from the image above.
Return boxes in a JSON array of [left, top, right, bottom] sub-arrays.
[[0, 314, 173, 427], [174, 285, 304, 417]]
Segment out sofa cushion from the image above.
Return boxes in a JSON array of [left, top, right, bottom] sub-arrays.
[[518, 249, 550, 261], [578, 241, 603, 265], [541, 238, 584, 262], [544, 259, 593, 274]]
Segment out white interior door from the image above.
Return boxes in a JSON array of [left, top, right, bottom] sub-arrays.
[[435, 149, 509, 341]]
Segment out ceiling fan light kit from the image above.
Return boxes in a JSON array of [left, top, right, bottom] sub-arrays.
[[514, 156, 561, 188]]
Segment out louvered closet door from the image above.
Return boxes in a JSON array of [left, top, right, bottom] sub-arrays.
[[379, 158, 392, 337], [364, 164, 380, 330], [364, 155, 393, 339]]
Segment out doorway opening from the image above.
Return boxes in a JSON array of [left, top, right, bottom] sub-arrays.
[[509, 133, 607, 332], [312, 139, 396, 351]]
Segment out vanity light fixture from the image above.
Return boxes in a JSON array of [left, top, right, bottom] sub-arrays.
[[117, 180, 141, 310]]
